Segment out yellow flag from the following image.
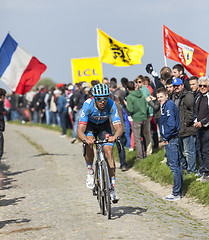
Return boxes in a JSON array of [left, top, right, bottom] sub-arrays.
[[97, 28, 144, 67], [71, 57, 103, 84]]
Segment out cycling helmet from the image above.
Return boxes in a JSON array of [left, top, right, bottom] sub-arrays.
[[92, 83, 110, 97]]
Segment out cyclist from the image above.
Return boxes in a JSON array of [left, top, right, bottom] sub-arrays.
[[77, 83, 123, 203]]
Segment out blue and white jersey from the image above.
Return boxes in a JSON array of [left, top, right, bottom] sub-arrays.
[[79, 97, 121, 126]]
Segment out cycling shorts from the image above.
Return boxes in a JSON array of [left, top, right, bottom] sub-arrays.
[[85, 120, 114, 147]]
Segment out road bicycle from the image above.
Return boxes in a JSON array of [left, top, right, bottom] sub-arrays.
[[83, 137, 121, 219]]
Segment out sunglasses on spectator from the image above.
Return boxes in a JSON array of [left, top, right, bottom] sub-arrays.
[[199, 84, 208, 88], [95, 96, 108, 102], [137, 81, 142, 83]]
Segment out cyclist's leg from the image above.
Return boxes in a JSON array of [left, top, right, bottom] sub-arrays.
[[85, 135, 95, 165], [103, 145, 119, 202], [103, 145, 115, 179], [85, 124, 96, 189]]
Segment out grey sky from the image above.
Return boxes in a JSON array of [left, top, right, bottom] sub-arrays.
[[0, 0, 209, 90]]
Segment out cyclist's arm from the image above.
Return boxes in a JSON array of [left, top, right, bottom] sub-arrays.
[[77, 123, 95, 145], [108, 123, 123, 143]]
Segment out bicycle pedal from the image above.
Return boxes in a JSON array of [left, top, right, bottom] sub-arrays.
[[112, 199, 119, 204], [92, 190, 97, 196]]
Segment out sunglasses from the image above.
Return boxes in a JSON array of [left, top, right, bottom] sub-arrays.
[[199, 84, 208, 88], [137, 81, 142, 83], [95, 96, 108, 102]]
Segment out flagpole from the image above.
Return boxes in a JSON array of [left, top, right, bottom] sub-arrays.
[[164, 55, 167, 66]]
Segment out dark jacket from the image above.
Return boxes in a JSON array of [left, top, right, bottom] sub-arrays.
[[0, 101, 5, 132], [126, 90, 147, 122], [172, 89, 196, 137], [110, 88, 126, 106], [181, 73, 191, 92], [159, 99, 180, 141], [195, 92, 209, 128]]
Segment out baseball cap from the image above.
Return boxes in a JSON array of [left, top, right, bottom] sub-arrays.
[[68, 85, 73, 90], [54, 89, 61, 95], [172, 78, 183, 86]]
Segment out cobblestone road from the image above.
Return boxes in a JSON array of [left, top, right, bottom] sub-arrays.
[[0, 124, 209, 239]]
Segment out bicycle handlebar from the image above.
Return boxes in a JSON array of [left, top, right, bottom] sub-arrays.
[[82, 137, 122, 157]]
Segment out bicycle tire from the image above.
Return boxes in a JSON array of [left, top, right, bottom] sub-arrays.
[[97, 163, 105, 215], [103, 161, 111, 219]]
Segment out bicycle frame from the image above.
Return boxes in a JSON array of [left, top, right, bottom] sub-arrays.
[[82, 137, 121, 219]]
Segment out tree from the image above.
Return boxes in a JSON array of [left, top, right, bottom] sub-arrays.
[[34, 78, 56, 89]]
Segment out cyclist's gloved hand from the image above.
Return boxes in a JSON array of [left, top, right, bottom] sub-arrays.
[[86, 138, 95, 145], [108, 136, 116, 143]]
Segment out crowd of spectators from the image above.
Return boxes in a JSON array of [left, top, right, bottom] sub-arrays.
[[3, 63, 209, 188]]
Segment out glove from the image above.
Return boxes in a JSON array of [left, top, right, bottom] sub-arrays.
[[146, 64, 154, 74]]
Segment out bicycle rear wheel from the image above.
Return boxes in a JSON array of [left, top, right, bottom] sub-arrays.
[[103, 161, 111, 219]]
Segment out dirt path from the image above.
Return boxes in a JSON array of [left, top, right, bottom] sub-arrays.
[[0, 124, 209, 240]]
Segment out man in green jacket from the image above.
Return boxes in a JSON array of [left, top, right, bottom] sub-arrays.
[[124, 81, 147, 162], [135, 75, 153, 156]]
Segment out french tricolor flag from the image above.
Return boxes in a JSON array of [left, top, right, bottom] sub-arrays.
[[0, 33, 47, 95]]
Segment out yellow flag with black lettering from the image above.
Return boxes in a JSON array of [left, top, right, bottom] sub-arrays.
[[97, 28, 144, 67]]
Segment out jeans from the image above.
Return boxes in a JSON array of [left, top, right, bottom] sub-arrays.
[[165, 138, 183, 196], [0, 131, 4, 160], [59, 111, 66, 135], [124, 122, 131, 148], [56, 113, 61, 126], [51, 112, 57, 125], [179, 135, 197, 174], [32, 110, 39, 123], [199, 128, 209, 176], [45, 106, 51, 125], [72, 110, 80, 138], [196, 130, 204, 175], [11, 110, 19, 121], [116, 134, 127, 168]]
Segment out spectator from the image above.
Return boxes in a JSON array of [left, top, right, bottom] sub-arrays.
[[121, 77, 129, 96], [194, 76, 209, 182], [54, 89, 67, 137], [109, 83, 128, 171], [109, 81, 126, 105], [66, 85, 74, 129], [71, 83, 83, 143], [49, 87, 58, 126], [156, 87, 183, 201], [165, 78, 174, 99], [8, 91, 19, 121], [25, 89, 35, 122], [0, 88, 7, 189], [135, 75, 153, 156], [172, 78, 197, 174], [125, 81, 147, 162], [102, 77, 109, 86], [31, 88, 43, 123], [172, 64, 191, 91], [91, 80, 100, 87], [189, 76, 204, 177], [145, 64, 170, 92], [144, 76, 154, 96], [110, 77, 117, 85], [44, 88, 51, 125]]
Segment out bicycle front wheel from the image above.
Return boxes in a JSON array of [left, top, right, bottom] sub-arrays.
[[103, 161, 111, 219], [97, 164, 105, 215]]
